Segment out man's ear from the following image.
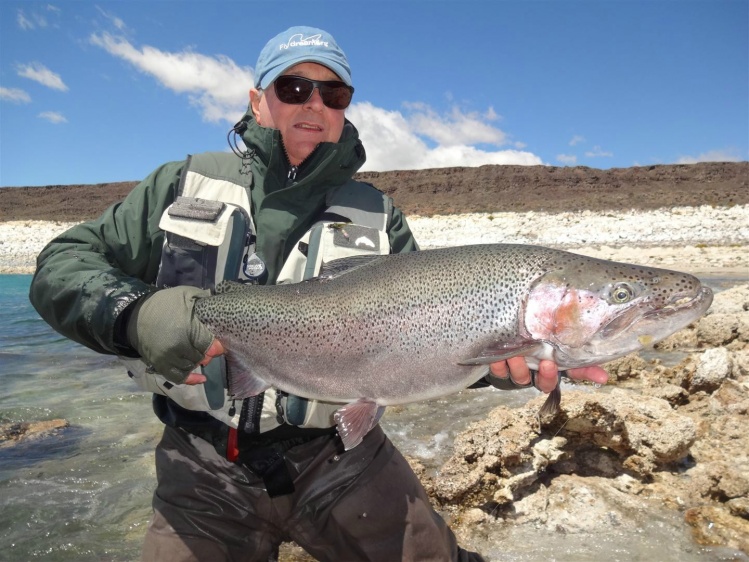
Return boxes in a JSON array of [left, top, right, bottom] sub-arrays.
[[249, 88, 262, 124]]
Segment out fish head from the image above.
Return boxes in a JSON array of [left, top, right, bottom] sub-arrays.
[[523, 253, 714, 367]]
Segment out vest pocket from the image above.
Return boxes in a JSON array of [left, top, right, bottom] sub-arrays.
[[156, 196, 249, 290]]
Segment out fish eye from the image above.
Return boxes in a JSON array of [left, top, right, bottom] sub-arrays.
[[610, 283, 635, 304]]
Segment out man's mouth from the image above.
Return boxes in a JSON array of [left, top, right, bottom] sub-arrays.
[[295, 123, 323, 132]]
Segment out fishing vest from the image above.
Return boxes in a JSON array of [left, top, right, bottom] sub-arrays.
[[122, 151, 392, 432]]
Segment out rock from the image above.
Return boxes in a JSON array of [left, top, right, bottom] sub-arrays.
[[705, 285, 749, 316], [548, 390, 696, 475], [689, 460, 749, 502], [726, 497, 749, 518], [433, 390, 696, 508], [432, 406, 541, 505], [709, 378, 749, 415], [685, 506, 749, 552], [691, 348, 732, 393], [602, 353, 649, 381], [508, 474, 647, 533], [697, 314, 739, 347], [645, 383, 690, 406], [0, 419, 69, 447], [655, 327, 700, 351], [733, 349, 749, 377]]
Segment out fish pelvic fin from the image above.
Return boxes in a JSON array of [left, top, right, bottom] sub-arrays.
[[537, 370, 569, 416], [225, 351, 271, 398], [333, 398, 385, 451], [539, 386, 562, 416]]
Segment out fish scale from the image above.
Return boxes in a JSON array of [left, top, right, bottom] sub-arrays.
[[194, 243, 713, 450]]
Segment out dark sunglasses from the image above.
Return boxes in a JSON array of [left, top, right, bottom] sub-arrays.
[[273, 75, 354, 110]]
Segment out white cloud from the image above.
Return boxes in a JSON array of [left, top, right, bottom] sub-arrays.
[[404, 104, 507, 147], [17, 9, 46, 30], [17, 10, 35, 30], [95, 6, 128, 32], [347, 102, 542, 172], [17, 6, 59, 30], [569, 135, 585, 146], [89, 33, 543, 170], [17, 63, 68, 91], [584, 145, 613, 158], [676, 149, 743, 164], [38, 111, 67, 124], [90, 32, 253, 124], [556, 154, 577, 165], [0, 87, 31, 103]]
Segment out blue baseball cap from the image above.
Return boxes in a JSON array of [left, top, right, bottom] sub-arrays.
[[254, 26, 352, 89]]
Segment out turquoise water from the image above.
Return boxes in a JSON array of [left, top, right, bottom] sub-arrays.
[[0, 275, 161, 561], [1, 274, 746, 561]]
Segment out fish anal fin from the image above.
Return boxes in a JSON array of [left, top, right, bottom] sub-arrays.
[[333, 398, 385, 451], [458, 342, 544, 366], [225, 351, 271, 398]]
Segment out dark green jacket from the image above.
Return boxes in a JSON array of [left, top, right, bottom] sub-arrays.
[[29, 112, 418, 358]]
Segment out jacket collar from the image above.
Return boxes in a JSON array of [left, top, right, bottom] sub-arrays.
[[238, 111, 366, 190]]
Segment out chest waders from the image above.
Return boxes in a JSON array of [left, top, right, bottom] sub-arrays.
[[121, 151, 392, 495]]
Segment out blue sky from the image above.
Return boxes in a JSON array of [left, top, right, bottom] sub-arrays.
[[1, 1, 747, 187]]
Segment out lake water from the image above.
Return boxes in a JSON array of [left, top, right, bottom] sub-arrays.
[[1, 274, 746, 561]]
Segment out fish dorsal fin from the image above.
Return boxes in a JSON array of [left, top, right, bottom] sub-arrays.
[[458, 341, 544, 365], [333, 398, 385, 450], [317, 254, 389, 280]]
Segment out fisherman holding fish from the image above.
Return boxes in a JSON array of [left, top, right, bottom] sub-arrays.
[[30, 26, 609, 562]]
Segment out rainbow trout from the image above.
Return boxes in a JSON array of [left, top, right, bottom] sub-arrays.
[[195, 244, 713, 450]]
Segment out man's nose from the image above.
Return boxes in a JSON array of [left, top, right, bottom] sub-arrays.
[[303, 87, 325, 110]]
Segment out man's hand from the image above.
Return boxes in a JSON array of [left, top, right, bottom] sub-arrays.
[[489, 356, 608, 393], [126, 286, 215, 384], [184, 339, 226, 385]]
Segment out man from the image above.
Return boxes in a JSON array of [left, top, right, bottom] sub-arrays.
[[30, 26, 607, 562]]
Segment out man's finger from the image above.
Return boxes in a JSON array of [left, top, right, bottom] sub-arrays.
[[184, 372, 207, 385], [489, 361, 509, 379], [536, 360, 560, 393], [567, 366, 609, 385], [507, 356, 531, 386], [199, 338, 225, 366]]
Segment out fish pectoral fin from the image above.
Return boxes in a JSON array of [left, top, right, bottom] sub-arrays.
[[458, 342, 544, 366], [225, 352, 271, 398], [333, 398, 385, 451]]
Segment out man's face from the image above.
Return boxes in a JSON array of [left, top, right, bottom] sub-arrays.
[[250, 62, 347, 166]]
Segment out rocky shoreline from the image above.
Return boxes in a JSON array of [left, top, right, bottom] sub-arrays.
[[1, 203, 747, 275], [2, 171, 747, 558], [424, 282, 749, 555]]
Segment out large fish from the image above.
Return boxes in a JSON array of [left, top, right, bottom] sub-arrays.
[[195, 244, 713, 450]]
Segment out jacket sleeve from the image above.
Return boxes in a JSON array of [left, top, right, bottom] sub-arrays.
[[387, 204, 420, 255], [28, 160, 185, 356]]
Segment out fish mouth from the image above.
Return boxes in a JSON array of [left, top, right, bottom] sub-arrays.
[[601, 286, 714, 339]]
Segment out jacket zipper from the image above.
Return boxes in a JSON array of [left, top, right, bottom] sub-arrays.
[[287, 165, 299, 183]]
